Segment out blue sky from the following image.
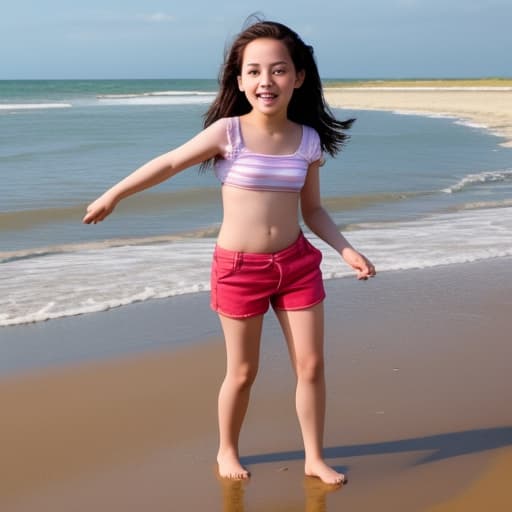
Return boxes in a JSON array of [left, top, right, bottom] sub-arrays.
[[1, 0, 511, 79]]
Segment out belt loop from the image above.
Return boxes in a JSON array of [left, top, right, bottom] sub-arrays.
[[234, 252, 242, 272]]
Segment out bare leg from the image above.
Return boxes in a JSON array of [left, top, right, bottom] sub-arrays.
[[275, 302, 345, 485], [217, 313, 263, 479]]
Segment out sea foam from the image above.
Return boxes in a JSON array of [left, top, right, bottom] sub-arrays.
[[96, 90, 216, 106], [2, 207, 511, 327], [0, 103, 72, 111], [441, 169, 512, 193]]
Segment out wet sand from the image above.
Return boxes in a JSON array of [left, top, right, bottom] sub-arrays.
[[1, 257, 511, 511], [325, 87, 512, 147]]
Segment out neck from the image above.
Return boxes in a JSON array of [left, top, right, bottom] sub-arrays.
[[244, 110, 290, 131]]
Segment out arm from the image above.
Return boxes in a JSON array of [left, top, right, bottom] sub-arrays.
[[83, 119, 227, 224], [300, 162, 376, 280]]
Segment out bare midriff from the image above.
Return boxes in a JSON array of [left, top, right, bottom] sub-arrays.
[[216, 185, 302, 253]]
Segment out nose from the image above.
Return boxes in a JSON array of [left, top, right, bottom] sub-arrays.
[[260, 70, 273, 86]]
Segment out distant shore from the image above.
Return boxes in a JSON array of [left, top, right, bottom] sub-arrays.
[[324, 78, 512, 88], [324, 80, 512, 147]]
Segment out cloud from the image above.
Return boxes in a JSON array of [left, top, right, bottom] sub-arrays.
[[143, 13, 175, 23]]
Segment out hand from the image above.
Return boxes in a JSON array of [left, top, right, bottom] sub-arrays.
[[82, 193, 118, 224], [341, 247, 376, 280]]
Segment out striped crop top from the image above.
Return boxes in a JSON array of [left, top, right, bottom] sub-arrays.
[[214, 117, 323, 193]]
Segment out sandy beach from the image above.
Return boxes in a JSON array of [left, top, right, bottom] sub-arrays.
[[1, 257, 511, 511], [1, 83, 511, 511], [325, 86, 512, 147]]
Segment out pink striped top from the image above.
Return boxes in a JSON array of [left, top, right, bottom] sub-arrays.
[[214, 117, 322, 193]]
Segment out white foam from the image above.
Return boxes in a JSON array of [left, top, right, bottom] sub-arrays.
[[0, 240, 215, 327], [391, 109, 458, 120], [97, 90, 215, 99], [317, 207, 512, 279], [96, 90, 216, 106], [0, 103, 72, 111], [442, 169, 512, 193], [454, 120, 489, 130], [338, 107, 506, 142], [1, 207, 511, 327], [456, 198, 512, 210], [97, 97, 214, 106], [391, 110, 496, 135]]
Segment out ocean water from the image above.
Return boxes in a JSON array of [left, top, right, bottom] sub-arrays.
[[1, 79, 512, 327]]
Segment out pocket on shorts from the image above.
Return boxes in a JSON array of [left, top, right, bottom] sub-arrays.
[[304, 237, 323, 263], [213, 252, 238, 282]]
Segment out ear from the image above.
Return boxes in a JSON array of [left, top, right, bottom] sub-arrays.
[[237, 75, 244, 92], [294, 70, 305, 89]]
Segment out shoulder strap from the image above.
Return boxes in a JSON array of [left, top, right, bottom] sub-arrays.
[[225, 117, 243, 159]]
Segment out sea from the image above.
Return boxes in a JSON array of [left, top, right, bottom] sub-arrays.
[[1, 79, 511, 327]]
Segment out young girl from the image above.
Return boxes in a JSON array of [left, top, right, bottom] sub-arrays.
[[83, 20, 375, 485]]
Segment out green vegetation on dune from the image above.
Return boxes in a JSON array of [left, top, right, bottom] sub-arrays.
[[323, 78, 512, 88]]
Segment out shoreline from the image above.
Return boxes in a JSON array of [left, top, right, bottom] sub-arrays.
[[1, 258, 511, 510], [325, 87, 512, 147], [2, 252, 512, 373]]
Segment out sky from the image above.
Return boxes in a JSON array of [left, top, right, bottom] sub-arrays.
[[1, 0, 511, 80]]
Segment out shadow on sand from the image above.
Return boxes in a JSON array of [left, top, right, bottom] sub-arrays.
[[217, 427, 512, 511], [242, 425, 512, 468]]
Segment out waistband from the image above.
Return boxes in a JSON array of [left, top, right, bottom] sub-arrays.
[[214, 231, 310, 262]]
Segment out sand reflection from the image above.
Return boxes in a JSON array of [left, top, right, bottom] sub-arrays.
[[218, 474, 344, 512]]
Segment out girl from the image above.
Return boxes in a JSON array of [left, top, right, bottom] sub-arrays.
[[83, 20, 375, 485]]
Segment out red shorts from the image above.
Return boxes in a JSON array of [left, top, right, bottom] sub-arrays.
[[210, 232, 325, 318]]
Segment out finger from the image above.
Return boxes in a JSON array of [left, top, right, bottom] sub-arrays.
[[358, 267, 374, 280], [356, 270, 368, 280], [83, 211, 99, 224], [364, 262, 376, 277], [83, 212, 100, 224], [84, 206, 109, 224]]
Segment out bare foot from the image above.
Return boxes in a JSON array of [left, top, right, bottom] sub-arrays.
[[217, 452, 250, 480], [305, 460, 346, 485]]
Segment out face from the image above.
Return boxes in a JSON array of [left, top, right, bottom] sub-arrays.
[[237, 38, 305, 117]]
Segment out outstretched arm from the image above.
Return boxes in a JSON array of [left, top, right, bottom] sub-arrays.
[[300, 162, 376, 280], [83, 119, 227, 224]]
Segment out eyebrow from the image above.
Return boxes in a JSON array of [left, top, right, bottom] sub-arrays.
[[245, 61, 289, 67]]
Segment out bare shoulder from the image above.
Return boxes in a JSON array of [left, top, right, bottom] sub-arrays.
[[199, 117, 230, 149], [178, 117, 229, 156], [204, 117, 230, 136]]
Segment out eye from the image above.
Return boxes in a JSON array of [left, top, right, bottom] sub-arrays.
[[273, 68, 286, 75], [247, 69, 259, 76]]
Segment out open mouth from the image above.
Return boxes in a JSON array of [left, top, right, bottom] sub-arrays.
[[257, 93, 278, 100]]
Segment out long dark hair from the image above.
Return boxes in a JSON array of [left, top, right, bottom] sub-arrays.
[[202, 19, 354, 168]]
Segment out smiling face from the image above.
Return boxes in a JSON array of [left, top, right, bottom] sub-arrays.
[[237, 38, 305, 118]]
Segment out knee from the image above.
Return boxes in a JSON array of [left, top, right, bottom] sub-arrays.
[[226, 363, 258, 390], [296, 357, 324, 383]]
